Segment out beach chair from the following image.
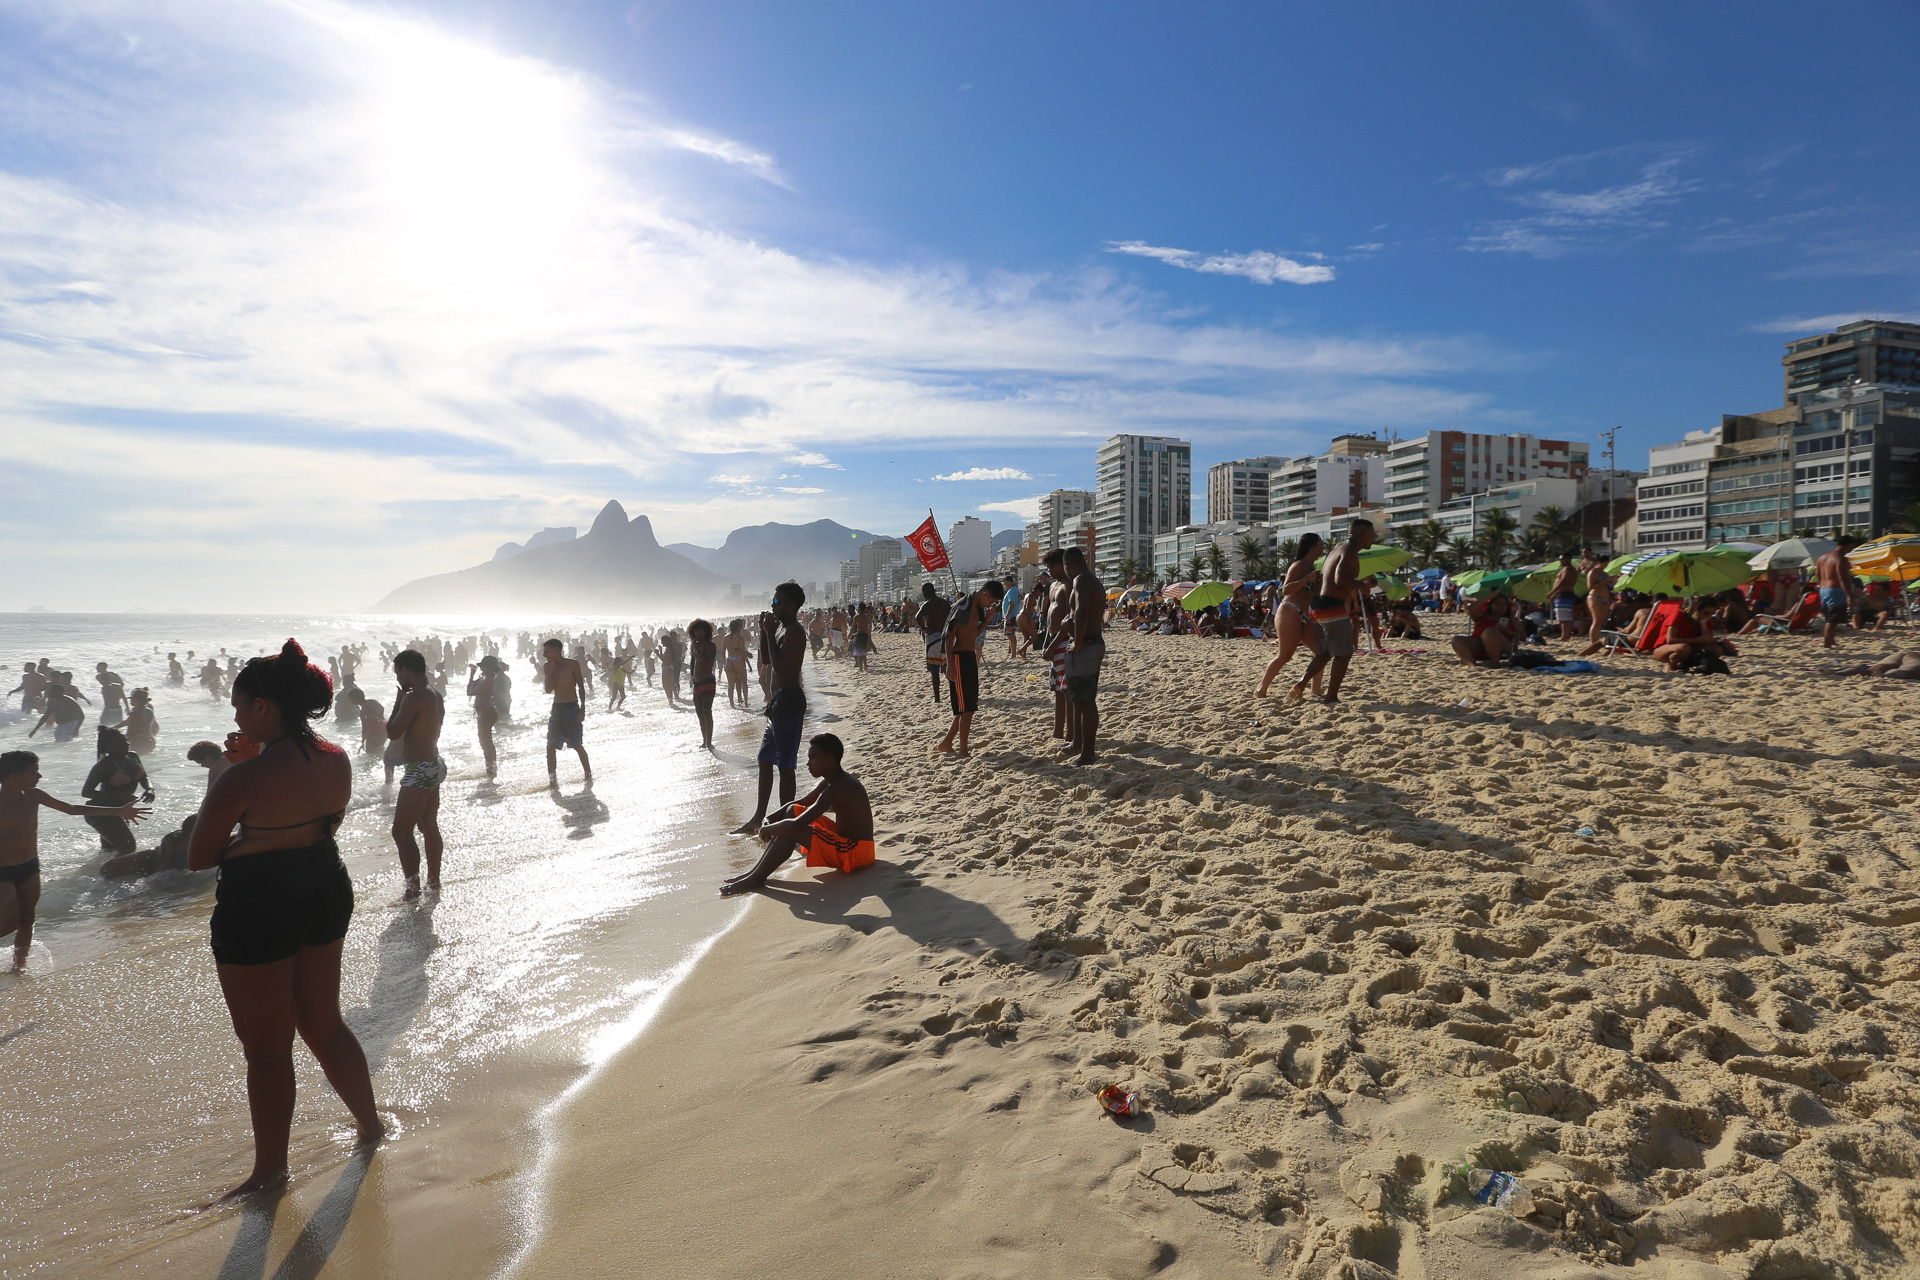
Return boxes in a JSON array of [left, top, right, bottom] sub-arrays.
[[1787, 591, 1819, 632], [1592, 629, 1637, 656], [1634, 601, 1685, 655]]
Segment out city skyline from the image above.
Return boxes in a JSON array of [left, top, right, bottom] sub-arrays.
[[3, 0, 1918, 610]]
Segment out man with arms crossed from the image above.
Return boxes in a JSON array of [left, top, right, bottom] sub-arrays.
[[1292, 518, 1374, 704], [733, 582, 809, 836], [1062, 546, 1105, 765], [543, 638, 592, 782], [387, 650, 446, 897], [1816, 535, 1859, 650], [1, 750, 148, 968], [720, 734, 873, 897]]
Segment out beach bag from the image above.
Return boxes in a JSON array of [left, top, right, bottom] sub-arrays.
[[1682, 649, 1730, 676], [1507, 648, 1558, 669]]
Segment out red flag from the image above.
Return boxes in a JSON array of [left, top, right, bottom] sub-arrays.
[[906, 517, 950, 572]]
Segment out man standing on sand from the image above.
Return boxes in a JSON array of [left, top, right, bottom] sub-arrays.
[[1547, 555, 1580, 642], [387, 650, 446, 897], [1816, 535, 1859, 649], [1062, 546, 1106, 765], [1, 750, 149, 969], [543, 638, 592, 782], [936, 580, 1006, 756], [733, 582, 809, 835], [1292, 517, 1374, 704], [1042, 548, 1073, 744], [915, 582, 950, 703]]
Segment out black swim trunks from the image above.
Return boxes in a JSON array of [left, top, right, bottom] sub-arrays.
[[209, 840, 354, 966], [0, 858, 40, 886], [948, 650, 980, 715]]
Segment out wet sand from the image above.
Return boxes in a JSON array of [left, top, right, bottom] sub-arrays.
[[518, 618, 1920, 1279], [0, 616, 780, 1280]]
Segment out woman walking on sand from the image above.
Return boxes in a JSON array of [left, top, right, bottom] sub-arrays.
[[1255, 533, 1325, 698], [187, 640, 382, 1201]]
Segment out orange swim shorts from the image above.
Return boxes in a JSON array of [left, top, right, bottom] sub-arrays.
[[789, 804, 876, 875]]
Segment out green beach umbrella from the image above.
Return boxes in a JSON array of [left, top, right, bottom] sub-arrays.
[[1615, 549, 1757, 598], [1315, 544, 1415, 576], [1179, 580, 1236, 612], [1381, 576, 1410, 601], [1455, 567, 1542, 600]]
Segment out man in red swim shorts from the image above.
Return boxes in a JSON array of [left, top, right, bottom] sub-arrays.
[[721, 734, 874, 896]]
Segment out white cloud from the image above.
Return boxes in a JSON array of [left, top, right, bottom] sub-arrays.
[[0, 0, 1496, 609], [787, 452, 842, 469], [978, 497, 1042, 523], [1107, 241, 1336, 285], [777, 486, 825, 494], [932, 466, 1032, 482], [1749, 311, 1920, 334], [1468, 147, 1698, 257]]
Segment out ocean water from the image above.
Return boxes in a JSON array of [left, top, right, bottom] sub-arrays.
[[0, 614, 801, 1277]]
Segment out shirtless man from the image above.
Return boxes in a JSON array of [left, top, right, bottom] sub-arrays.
[[1575, 552, 1615, 657], [1816, 536, 1859, 649], [166, 653, 185, 687], [0, 750, 148, 968], [1042, 549, 1073, 741], [936, 580, 1006, 757], [28, 679, 86, 742], [1062, 546, 1106, 764], [542, 638, 592, 782], [720, 734, 873, 896], [1292, 518, 1374, 703], [915, 582, 951, 703], [1547, 555, 1580, 642], [733, 582, 809, 835], [466, 656, 501, 778], [386, 650, 446, 896], [8, 663, 45, 714]]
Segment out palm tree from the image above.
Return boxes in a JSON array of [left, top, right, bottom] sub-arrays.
[[1205, 543, 1230, 581], [1403, 519, 1449, 568], [1116, 556, 1141, 586], [1473, 507, 1521, 568], [1897, 503, 1920, 535], [1792, 526, 1821, 539], [1514, 527, 1554, 564], [1444, 533, 1476, 568], [1186, 552, 1207, 583], [1235, 534, 1266, 579], [1527, 504, 1582, 556], [1275, 537, 1300, 569]]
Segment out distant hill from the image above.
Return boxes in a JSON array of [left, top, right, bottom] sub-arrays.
[[665, 542, 717, 569], [699, 520, 885, 590], [492, 526, 577, 562], [990, 529, 1025, 555], [372, 502, 725, 613]]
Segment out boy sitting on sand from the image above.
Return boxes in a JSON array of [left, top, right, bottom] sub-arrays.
[[721, 734, 873, 897]]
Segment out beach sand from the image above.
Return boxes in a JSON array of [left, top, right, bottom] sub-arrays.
[[520, 617, 1920, 1279]]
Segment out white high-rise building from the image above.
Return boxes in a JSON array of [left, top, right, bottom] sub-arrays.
[[1206, 456, 1290, 524], [1383, 430, 1589, 533], [1093, 434, 1191, 583], [1034, 490, 1096, 550], [946, 516, 991, 573]]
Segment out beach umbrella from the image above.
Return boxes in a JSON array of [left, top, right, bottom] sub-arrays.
[[1179, 580, 1235, 612], [1161, 581, 1196, 600], [1746, 537, 1835, 571], [1456, 567, 1541, 599], [1414, 567, 1445, 580], [1615, 549, 1758, 598], [1709, 541, 1769, 554], [1851, 534, 1920, 589], [1380, 577, 1410, 601], [1317, 545, 1415, 576]]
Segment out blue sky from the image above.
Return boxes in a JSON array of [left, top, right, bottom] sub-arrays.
[[2, 0, 1916, 609]]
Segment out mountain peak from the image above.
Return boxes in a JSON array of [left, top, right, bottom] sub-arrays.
[[588, 500, 629, 538]]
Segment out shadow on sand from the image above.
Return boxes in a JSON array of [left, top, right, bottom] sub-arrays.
[[756, 860, 1023, 958], [344, 903, 438, 1073], [215, 1148, 377, 1280]]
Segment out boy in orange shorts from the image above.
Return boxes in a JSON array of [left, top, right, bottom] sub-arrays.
[[721, 734, 873, 896]]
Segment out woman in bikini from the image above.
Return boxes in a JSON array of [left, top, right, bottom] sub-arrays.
[[721, 618, 752, 708], [81, 727, 152, 859], [1255, 533, 1325, 697], [123, 688, 159, 756], [687, 619, 719, 748], [188, 639, 381, 1201]]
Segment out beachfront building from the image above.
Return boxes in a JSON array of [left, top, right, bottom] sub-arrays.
[[1034, 489, 1095, 551], [1261, 504, 1390, 556], [1782, 319, 1920, 403], [1268, 435, 1386, 527], [1093, 434, 1191, 583], [1435, 477, 1583, 546], [945, 518, 990, 573], [856, 538, 903, 589], [1634, 434, 1714, 549], [1151, 521, 1244, 582], [1206, 456, 1291, 524], [1383, 431, 1591, 534]]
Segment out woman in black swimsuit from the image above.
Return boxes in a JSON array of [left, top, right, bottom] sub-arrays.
[[81, 727, 152, 857], [188, 639, 381, 1200]]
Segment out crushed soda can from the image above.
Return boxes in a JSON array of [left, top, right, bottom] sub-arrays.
[[1098, 1084, 1139, 1118]]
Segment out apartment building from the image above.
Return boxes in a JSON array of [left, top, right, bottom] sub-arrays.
[[1268, 436, 1386, 526], [945, 517, 990, 573], [1782, 319, 1920, 402], [1093, 434, 1191, 581], [1205, 456, 1290, 524], [1383, 431, 1590, 531], [1434, 477, 1583, 545], [1031, 489, 1095, 551]]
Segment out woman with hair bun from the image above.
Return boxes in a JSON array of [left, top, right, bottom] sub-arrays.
[[188, 638, 382, 1200]]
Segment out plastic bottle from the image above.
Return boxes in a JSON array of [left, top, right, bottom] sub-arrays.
[[1462, 1166, 1534, 1216]]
